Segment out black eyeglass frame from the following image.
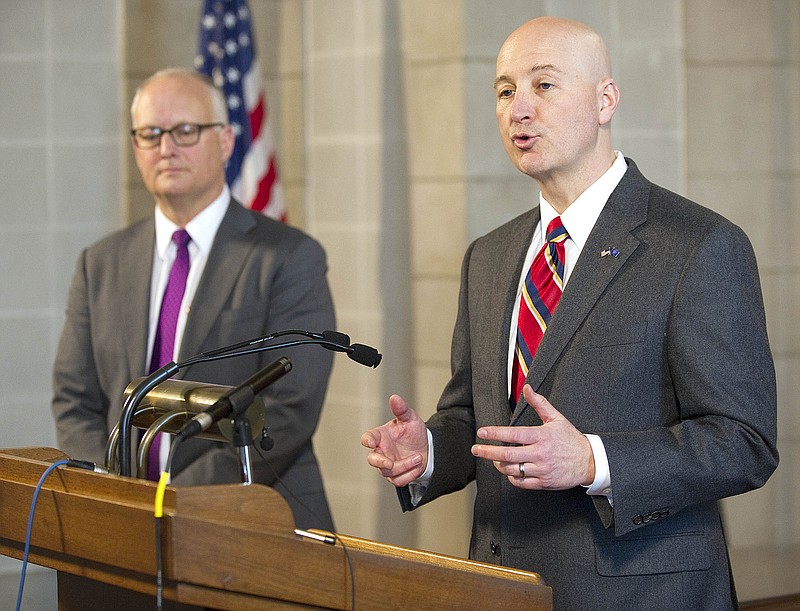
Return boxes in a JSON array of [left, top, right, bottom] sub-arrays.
[[130, 122, 225, 149]]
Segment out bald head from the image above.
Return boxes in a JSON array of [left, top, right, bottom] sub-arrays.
[[498, 17, 612, 86], [131, 68, 228, 125]]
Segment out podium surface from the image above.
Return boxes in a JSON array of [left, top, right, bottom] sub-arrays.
[[0, 447, 551, 610]]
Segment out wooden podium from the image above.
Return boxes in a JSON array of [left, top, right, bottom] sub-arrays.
[[0, 448, 551, 610]]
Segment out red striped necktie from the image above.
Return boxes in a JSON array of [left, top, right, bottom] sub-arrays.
[[511, 217, 569, 403]]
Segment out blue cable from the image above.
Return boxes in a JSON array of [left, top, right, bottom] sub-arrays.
[[15, 459, 69, 611]]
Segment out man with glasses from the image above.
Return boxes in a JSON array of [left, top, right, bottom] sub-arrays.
[[52, 68, 336, 530]]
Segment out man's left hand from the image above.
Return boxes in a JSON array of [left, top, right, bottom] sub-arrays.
[[471, 385, 596, 490]]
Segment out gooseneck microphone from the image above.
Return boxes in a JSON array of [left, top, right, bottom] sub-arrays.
[[116, 329, 381, 476], [178, 357, 292, 440]]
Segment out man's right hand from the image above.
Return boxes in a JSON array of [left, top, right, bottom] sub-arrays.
[[361, 394, 429, 487]]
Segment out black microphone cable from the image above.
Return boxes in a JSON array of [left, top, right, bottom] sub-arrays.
[[251, 443, 357, 610]]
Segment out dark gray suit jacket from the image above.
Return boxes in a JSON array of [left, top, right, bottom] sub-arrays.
[[406, 160, 778, 609], [52, 199, 336, 530]]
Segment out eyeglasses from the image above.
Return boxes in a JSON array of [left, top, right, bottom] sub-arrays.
[[130, 122, 224, 149]]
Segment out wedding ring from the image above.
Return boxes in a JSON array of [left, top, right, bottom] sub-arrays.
[[519, 462, 525, 477]]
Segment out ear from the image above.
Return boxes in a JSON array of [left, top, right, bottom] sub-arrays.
[[598, 78, 620, 125], [219, 124, 236, 162]]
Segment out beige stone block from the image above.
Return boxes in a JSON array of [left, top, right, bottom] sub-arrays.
[[249, 0, 280, 79], [0, 0, 45, 54], [727, 445, 800, 597], [399, 0, 463, 62], [357, 140, 383, 225], [316, 394, 383, 477], [617, 134, 683, 195], [0, 58, 45, 142], [127, 183, 154, 224], [774, 356, 800, 443], [355, 228, 382, 304], [760, 269, 800, 357], [406, 62, 465, 178], [769, 443, 800, 544], [414, 363, 453, 419], [415, 483, 474, 556], [53, 0, 118, 56], [307, 0, 358, 55], [308, 142, 362, 223], [124, 0, 200, 73], [282, 181, 305, 229], [314, 226, 362, 312], [615, 45, 682, 131], [317, 224, 383, 311], [730, 543, 800, 603], [687, 65, 800, 175], [309, 54, 359, 136], [277, 0, 304, 76], [325, 348, 383, 403], [686, 0, 800, 63], [319, 478, 387, 541], [410, 180, 467, 276], [413, 277, 460, 365], [356, 53, 385, 139], [722, 484, 779, 548], [277, 73, 304, 182], [686, 175, 800, 271], [616, 0, 681, 45]]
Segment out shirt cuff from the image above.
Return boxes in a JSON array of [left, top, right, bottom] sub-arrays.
[[408, 428, 434, 506], [583, 433, 613, 504]]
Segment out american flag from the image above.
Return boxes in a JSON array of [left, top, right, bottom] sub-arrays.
[[195, 0, 285, 221]]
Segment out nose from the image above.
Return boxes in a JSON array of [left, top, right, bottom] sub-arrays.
[[510, 90, 534, 123], [158, 132, 178, 155]]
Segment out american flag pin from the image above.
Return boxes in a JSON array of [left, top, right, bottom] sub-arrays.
[[601, 247, 620, 258]]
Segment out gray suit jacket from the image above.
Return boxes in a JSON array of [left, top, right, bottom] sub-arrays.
[[52, 199, 336, 530], [406, 160, 778, 609]]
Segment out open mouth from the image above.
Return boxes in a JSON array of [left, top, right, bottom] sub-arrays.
[[512, 133, 537, 149]]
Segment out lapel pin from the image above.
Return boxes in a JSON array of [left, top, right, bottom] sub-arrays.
[[600, 247, 620, 258]]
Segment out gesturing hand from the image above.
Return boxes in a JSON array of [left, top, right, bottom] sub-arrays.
[[471, 385, 595, 489], [361, 394, 429, 488]]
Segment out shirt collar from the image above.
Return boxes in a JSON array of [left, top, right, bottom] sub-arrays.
[[154, 184, 231, 256], [539, 152, 628, 250]]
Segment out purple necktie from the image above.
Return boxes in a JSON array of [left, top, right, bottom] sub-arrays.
[[147, 229, 191, 480]]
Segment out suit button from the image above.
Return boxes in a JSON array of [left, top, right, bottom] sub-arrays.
[[659, 510, 670, 518], [633, 515, 643, 525], [490, 541, 499, 555]]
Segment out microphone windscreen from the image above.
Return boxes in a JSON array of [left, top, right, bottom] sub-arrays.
[[322, 330, 351, 350], [348, 344, 382, 368]]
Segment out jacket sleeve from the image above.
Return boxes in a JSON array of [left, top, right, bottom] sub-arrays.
[[602, 221, 778, 537], [51, 249, 113, 465]]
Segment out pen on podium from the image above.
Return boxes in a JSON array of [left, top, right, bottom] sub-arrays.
[[294, 528, 336, 545]]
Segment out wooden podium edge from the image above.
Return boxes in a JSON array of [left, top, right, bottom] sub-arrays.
[[0, 448, 552, 610]]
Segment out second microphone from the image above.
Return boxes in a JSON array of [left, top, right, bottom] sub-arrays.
[[178, 357, 292, 440]]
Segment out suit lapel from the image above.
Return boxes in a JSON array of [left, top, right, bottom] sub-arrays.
[[178, 200, 257, 361], [119, 220, 156, 378], [487, 208, 541, 423], [511, 161, 651, 422]]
